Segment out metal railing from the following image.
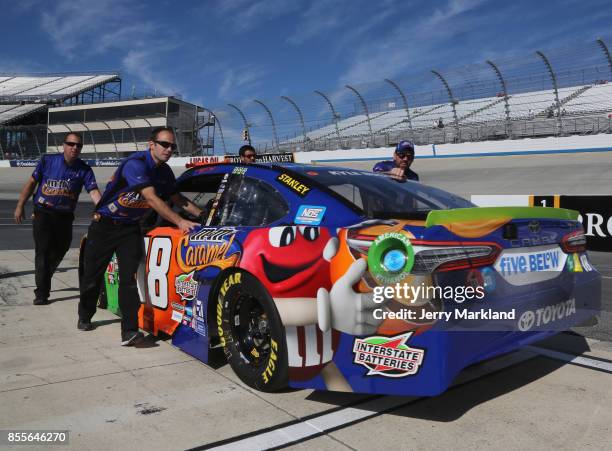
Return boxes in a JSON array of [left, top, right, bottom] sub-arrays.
[[211, 39, 612, 154]]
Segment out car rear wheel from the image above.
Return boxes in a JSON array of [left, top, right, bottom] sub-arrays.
[[217, 271, 288, 392]]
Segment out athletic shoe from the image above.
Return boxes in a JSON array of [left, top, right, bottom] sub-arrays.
[[77, 319, 95, 331], [33, 297, 48, 305], [121, 331, 144, 346]]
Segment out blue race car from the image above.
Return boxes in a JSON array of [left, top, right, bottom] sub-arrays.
[[90, 162, 601, 395]]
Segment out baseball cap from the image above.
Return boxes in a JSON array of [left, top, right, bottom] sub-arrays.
[[395, 140, 415, 154]]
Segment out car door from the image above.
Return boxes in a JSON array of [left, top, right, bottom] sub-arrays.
[[138, 168, 291, 337]]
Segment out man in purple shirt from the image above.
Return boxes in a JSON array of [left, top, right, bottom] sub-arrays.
[[373, 140, 419, 181], [14, 133, 102, 305], [78, 127, 202, 346]]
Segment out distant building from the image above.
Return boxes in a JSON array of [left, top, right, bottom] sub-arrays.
[[0, 73, 120, 158], [0, 73, 215, 159], [47, 97, 207, 158]]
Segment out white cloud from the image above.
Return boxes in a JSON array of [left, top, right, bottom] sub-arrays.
[[218, 65, 268, 100], [40, 0, 148, 58], [286, 0, 344, 45], [211, 0, 299, 32], [420, 0, 485, 31], [121, 50, 179, 97], [36, 0, 184, 97], [338, 0, 490, 84]]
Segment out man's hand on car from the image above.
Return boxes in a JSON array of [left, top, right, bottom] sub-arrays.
[[388, 167, 406, 180], [177, 218, 199, 233]]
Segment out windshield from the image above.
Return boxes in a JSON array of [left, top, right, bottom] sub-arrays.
[[301, 169, 474, 218]]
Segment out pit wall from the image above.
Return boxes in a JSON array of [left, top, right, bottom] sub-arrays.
[[1, 132, 610, 169]]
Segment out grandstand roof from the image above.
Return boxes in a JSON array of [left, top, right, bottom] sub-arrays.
[[0, 73, 120, 125]]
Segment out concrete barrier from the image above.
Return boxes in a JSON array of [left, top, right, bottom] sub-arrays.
[[3, 134, 612, 168]]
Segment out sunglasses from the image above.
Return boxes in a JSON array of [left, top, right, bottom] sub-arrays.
[[64, 141, 83, 149], [396, 152, 414, 159], [155, 140, 177, 151]]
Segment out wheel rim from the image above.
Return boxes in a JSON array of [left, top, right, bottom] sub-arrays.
[[232, 291, 271, 366]]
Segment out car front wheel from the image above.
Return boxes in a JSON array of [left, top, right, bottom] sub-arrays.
[[217, 270, 288, 392]]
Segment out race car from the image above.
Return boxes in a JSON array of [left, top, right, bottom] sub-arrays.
[[83, 162, 601, 396]]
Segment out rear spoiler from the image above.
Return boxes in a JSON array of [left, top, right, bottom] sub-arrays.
[[425, 206, 579, 228]]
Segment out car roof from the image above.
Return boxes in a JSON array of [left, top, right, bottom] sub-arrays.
[[181, 161, 371, 180], [178, 162, 368, 216]]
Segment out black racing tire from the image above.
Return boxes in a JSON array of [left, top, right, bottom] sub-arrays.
[[217, 270, 288, 392]]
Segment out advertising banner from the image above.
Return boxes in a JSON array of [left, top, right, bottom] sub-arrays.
[[472, 194, 612, 252]]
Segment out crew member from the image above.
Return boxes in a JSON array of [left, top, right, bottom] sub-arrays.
[[238, 144, 257, 163], [78, 127, 202, 346], [373, 140, 419, 181], [14, 133, 101, 305]]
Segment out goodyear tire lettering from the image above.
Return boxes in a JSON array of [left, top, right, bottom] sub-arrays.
[[219, 271, 288, 392], [262, 339, 278, 383]]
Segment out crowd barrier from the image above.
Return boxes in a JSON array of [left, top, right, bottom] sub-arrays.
[[2, 133, 611, 168]]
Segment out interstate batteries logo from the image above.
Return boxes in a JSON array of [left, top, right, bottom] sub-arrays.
[[352, 332, 425, 378], [175, 271, 198, 301]]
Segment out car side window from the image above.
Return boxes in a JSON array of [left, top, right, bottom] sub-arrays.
[[177, 173, 225, 210], [211, 176, 289, 226]]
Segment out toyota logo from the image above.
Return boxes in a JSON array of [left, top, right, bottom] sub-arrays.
[[528, 220, 540, 233]]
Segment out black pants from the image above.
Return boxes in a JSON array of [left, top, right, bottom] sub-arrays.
[[33, 209, 74, 300], [78, 221, 143, 333]]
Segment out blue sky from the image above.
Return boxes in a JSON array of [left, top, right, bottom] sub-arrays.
[[2, 0, 612, 150]]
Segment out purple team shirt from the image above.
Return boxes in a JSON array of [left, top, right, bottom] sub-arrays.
[[96, 150, 176, 223], [32, 153, 98, 213]]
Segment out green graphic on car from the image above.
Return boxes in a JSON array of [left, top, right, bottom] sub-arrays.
[[367, 232, 415, 285]]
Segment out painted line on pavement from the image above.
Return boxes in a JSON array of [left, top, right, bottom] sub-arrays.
[[528, 345, 612, 374], [191, 350, 537, 451]]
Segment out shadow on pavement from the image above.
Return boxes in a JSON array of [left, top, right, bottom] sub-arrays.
[[48, 295, 79, 303], [304, 333, 591, 422], [134, 334, 163, 349], [0, 267, 78, 279]]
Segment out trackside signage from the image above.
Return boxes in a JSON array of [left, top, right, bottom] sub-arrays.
[[558, 196, 612, 252], [471, 194, 612, 252], [9, 160, 39, 167], [9, 159, 123, 167], [225, 152, 295, 163]]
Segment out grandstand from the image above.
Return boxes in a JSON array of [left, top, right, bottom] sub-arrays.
[[279, 83, 610, 146], [213, 39, 612, 153], [0, 73, 121, 159], [0, 74, 120, 124], [0, 73, 213, 159]]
